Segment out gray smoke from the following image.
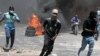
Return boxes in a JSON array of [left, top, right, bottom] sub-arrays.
[[0, 0, 38, 23], [0, 0, 100, 26], [56, 0, 100, 26]]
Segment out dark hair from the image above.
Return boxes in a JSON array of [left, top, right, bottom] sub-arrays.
[[89, 11, 97, 18], [9, 6, 14, 11]]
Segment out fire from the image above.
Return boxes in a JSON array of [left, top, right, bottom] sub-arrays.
[[28, 14, 44, 36]]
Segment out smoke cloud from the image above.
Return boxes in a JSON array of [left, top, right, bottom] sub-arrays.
[[0, 0, 100, 27]]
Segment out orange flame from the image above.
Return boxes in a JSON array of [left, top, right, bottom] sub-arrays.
[[28, 14, 44, 36]]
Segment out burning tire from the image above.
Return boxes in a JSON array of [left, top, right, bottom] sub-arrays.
[[25, 27, 36, 37]]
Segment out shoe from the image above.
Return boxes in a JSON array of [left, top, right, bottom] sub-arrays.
[[2, 47, 9, 52]]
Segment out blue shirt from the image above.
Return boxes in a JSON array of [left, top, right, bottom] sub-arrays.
[[2, 12, 20, 29]]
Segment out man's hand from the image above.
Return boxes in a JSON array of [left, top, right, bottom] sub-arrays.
[[16, 20, 20, 23], [51, 37, 56, 40], [92, 30, 97, 33], [51, 34, 58, 40]]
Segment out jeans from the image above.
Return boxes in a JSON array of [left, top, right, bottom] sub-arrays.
[[5, 24, 15, 49], [78, 36, 94, 56]]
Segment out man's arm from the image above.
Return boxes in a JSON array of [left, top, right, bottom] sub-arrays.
[[83, 20, 97, 34], [83, 20, 92, 32], [78, 18, 80, 23], [84, 28, 94, 32], [56, 23, 61, 34], [95, 21, 98, 41], [0, 17, 4, 23], [71, 17, 74, 23], [14, 13, 20, 23], [52, 23, 61, 40], [95, 27, 98, 41], [43, 20, 48, 28]]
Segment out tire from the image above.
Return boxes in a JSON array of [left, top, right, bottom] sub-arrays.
[[25, 27, 36, 37], [74, 25, 78, 35]]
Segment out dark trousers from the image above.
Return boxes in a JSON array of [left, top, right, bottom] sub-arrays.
[[5, 27, 15, 49], [40, 33, 55, 56]]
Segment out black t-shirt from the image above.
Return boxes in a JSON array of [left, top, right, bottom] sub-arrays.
[[82, 18, 97, 37], [43, 18, 61, 37]]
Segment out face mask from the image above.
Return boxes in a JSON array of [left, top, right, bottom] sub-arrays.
[[9, 10, 14, 14], [9, 11, 14, 15]]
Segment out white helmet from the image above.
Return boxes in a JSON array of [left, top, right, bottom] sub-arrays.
[[52, 9, 58, 14]]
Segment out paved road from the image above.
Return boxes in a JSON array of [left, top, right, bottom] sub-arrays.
[[0, 24, 99, 56]]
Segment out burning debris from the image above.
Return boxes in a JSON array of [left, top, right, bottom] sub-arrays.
[[25, 14, 44, 37]]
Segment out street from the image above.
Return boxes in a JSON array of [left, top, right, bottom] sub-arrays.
[[0, 24, 99, 56]]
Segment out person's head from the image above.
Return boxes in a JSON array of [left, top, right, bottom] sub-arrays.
[[89, 11, 97, 20], [75, 14, 78, 17], [75, 14, 78, 19], [51, 9, 58, 21], [9, 6, 14, 15]]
